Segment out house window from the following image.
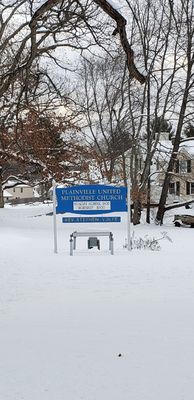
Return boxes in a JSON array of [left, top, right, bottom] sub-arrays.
[[186, 182, 194, 195], [176, 181, 180, 195], [13, 187, 15, 192], [169, 182, 180, 195], [176, 160, 191, 173], [169, 183, 175, 194], [20, 187, 23, 193]]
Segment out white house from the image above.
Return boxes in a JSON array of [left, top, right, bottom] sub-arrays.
[[3, 177, 35, 200], [3, 189, 13, 203], [124, 133, 194, 204], [150, 137, 194, 203]]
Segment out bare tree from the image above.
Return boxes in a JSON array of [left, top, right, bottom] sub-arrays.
[[75, 52, 133, 183], [0, 0, 147, 206], [114, 0, 194, 225], [74, 0, 190, 224], [0, 0, 145, 105], [155, 0, 194, 224], [119, 0, 176, 224]]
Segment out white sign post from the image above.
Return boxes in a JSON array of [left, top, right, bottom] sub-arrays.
[[53, 183, 129, 254], [127, 178, 132, 251], [52, 179, 58, 253]]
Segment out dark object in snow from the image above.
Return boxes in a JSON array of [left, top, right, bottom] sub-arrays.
[[173, 214, 194, 228], [118, 353, 122, 357], [88, 237, 100, 250], [70, 231, 114, 256]]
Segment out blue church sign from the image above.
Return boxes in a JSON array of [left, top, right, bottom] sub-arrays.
[[56, 184, 127, 214]]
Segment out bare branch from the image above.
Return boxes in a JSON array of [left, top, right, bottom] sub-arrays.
[[93, 0, 146, 83]]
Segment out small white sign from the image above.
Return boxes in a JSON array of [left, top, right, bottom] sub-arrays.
[[73, 201, 111, 211]]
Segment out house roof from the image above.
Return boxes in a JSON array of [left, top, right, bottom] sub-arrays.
[[154, 138, 194, 162], [179, 139, 194, 157], [3, 176, 33, 189], [12, 183, 32, 188]]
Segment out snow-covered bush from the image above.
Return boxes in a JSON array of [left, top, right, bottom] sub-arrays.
[[124, 231, 172, 251]]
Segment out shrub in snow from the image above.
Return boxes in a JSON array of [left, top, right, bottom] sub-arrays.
[[124, 231, 172, 251]]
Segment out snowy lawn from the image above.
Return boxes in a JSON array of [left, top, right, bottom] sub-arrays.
[[0, 203, 194, 400]]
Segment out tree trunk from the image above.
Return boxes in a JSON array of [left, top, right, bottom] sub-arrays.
[[0, 175, 4, 208], [132, 198, 141, 225], [156, 60, 193, 225]]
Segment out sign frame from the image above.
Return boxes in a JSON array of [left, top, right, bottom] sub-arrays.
[[52, 181, 131, 253], [56, 184, 127, 214]]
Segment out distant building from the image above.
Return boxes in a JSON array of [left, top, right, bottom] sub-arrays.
[[151, 137, 194, 203], [3, 189, 13, 203], [124, 133, 194, 204], [3, 176, 35, 201], [170, 139, 194, 201]]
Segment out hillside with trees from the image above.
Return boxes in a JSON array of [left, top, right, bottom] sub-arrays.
[[1, 0, 194, 225]]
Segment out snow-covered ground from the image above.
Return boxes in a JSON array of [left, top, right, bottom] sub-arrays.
[[1, 203, 194, 400]]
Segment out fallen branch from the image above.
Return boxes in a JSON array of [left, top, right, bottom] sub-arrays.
[[164, 199, 194, 211]]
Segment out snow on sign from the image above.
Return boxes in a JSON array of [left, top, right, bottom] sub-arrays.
[[56, 184, 127, 214]]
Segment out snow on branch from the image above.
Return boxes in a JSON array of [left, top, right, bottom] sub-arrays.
[[164, 199, 194, 212]]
